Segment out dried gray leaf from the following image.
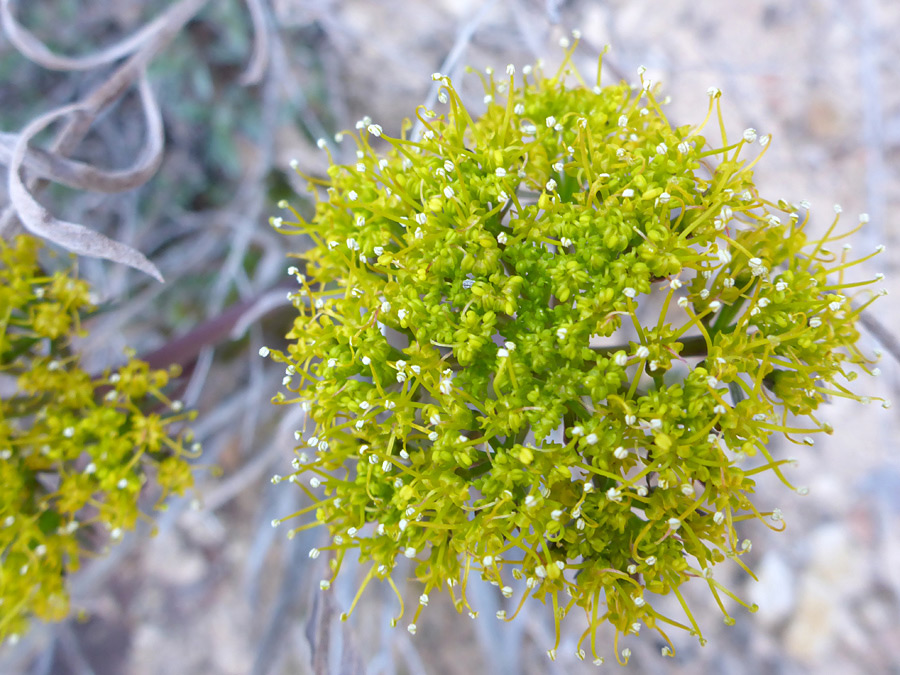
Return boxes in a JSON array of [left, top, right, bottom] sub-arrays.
[[0, 0, 165, 71], [8, 77, 164, 282], [0, 77, 164, 193]]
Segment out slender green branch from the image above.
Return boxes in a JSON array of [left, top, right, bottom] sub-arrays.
[[591, 333, 713, 359]]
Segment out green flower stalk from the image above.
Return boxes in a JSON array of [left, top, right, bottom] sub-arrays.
[[0, 235, 198, 645], [266, 39, 884, 663]]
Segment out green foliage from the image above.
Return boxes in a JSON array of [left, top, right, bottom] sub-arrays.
[[0, 235, 198, 645], [267, 42, 884, 662]]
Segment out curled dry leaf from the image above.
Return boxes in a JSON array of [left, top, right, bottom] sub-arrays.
[[7, 76, 165, 282], [1, 0, 170, 72], [1, 0, 269, 281], [0, 71, 164, 193], [0, 131, 160, 193], [0, 0, 217, 280]]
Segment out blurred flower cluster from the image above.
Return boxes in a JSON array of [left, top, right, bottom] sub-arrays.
[[0, 235, 197, 645], [267, 40, 884, 662]]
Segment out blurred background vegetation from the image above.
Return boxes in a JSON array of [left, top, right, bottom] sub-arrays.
[[1, 1, 899, 673]]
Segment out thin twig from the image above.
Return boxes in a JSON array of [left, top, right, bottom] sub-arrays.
[[411, 0, 500, 143], [56, 624, 96, 675], [133, 279, 292, 374], [856, 0, 887, 247], [859, 310, 900, 367], [240, 0, 271, 86]]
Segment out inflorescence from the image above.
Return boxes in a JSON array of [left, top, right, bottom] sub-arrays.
[[264, 39, 885, 663], [0, 235, 198, 645]]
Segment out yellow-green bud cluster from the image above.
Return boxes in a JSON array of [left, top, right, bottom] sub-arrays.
[[0, 235, 198, 644], [267, 41, 883, 661]]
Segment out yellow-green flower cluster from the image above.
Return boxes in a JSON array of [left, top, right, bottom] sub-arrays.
[[267, 42, 884, 662], [0, 235, 197, 645]]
